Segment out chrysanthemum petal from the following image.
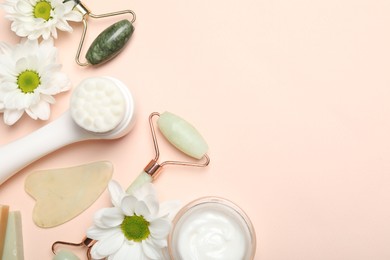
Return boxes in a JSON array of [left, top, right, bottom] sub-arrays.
[[87, 226, 119, 241], [15, 0, 31, 13], [0, 42, 12, 54], [149, 218, 171, 240], [39, 74, 70, 95], [17, 92, 36, 109], [142, 194, 159, 216], [0, 60, 16, 77], [95, 229, 124, 257], [27, 100, 50, 120], [94, 207, 124, 228], [64, 10, 83, 22], [28, 30, 42, 40], [112, 242, 142, 260], [108, 180, 126, 208], [90, 244, 106, 260], [142, 239, 163, 260], [20, 38, 38, 52], [55, 19, 72, 31], [120, 195, 136, 216], [15, 57, 29, 71], [135, 201, 151, 219], [40, 94, 55, 104], [4, 90, 22, 109], [149, 235, 167, 248], [91, 240, 114, 260], [37, 38, 55, 57], [49, 27, 58, 39], [3, 109, 23, 125]]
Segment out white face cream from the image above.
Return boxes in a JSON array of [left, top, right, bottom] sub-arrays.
[[169, 197, 256, 260]]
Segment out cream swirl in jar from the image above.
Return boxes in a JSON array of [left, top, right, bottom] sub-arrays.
[[168, 197, 256, 260]]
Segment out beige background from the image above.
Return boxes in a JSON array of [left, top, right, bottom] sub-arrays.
[[1, 0, 390, 259]]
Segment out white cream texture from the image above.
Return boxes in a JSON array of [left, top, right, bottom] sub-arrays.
[[175, 205, 249, 260]]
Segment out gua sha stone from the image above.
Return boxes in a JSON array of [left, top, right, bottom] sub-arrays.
[[85, 19, 134, 65], [25, 161, 113, 228]]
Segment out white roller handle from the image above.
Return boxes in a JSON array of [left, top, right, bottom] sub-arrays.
[[0, 111, 93, 185]]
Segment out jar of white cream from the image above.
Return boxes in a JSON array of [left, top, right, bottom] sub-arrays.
[[168, 197, 256, 260]]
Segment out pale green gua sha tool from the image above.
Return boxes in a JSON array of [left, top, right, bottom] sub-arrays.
[[51, 111, 210, 260], [66, 0, 136, 66]]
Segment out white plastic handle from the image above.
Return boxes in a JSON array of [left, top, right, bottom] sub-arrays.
[[0, 111, 93, 185]]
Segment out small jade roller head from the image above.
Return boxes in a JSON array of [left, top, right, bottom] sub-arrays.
[[157, 112, 209, 160], [65, 0, 136, 66], [85, 19, 135, 65]]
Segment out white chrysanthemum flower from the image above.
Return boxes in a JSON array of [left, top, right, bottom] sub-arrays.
[[87, 180, 180, 260], [1, 0, 82, 40], [0, 38, 71, 125]]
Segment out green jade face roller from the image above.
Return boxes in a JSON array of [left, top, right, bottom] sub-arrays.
[[51, 112, 210, 259], [65, 0, 136, 66]]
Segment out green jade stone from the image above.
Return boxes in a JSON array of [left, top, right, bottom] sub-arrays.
[[53, 249, 80, 260], [157, 112, 209, 159], [86, 19, 134, 65]]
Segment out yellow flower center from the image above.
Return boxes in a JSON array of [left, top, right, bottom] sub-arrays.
[[17, 70, 41, 93], [121, 215, 150, 242], [34, 1, 52, 21]]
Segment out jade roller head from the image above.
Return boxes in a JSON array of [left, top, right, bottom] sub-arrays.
[[66, 0, 136, 66], [126, 111, 210, 192], [0, 77, 135, 186]]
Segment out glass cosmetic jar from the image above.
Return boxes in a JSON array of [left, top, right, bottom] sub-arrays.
[[168, 197, 256, 260]]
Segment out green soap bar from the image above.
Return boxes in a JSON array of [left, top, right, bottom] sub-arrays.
[[53, 249, 80, 260], [157, 112, 209, 159], [86, 19, 134, 65], [2, 211, 24, 260]]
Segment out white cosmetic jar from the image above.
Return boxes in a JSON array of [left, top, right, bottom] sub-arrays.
[[168, 197, 256, 260]]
